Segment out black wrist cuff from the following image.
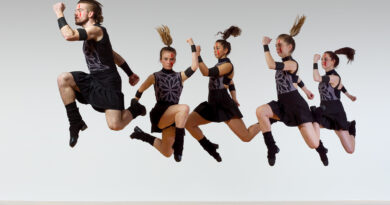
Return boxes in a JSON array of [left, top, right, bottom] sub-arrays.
[[58, 17, 68, 29], [135, 90, 143, 98], [191, 45, 196, 53], [264, 45, 270, 52], [120, 62, 134, 76], [313, 63, 319, 70], [198, 56, 203, 63]]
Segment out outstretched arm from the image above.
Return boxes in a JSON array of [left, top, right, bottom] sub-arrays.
[[181, 38, 200, 82], [53, 2, 102, 41]]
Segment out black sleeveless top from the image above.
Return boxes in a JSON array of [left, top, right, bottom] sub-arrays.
[[319, 70, 341, 101], [153, 68, 183, 104], [209, 58, 234, 90], [275, 56, 299, 95], [83, 24, 116, 73]]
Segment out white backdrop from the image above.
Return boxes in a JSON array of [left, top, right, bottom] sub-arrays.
[[0, 0, 388, 202]]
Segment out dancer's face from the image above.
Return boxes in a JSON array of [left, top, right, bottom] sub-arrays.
[[321, 53, 335, 69], [75, 3, 91, 26], [214, 42, 227, 59], [275, 38, 292, 57], [160, 51, 176, 69]]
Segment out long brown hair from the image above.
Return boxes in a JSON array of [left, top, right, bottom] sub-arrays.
[[216, 26, 241, 55], [325, 47, 355, 68], [277, 15, 306, 53], [156, 25, 176, 59], [78, 0, 103, 24]]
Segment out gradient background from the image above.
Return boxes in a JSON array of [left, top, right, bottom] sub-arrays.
[[0, 0, 389, 202]]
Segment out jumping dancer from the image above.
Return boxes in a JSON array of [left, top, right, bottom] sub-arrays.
[[54, 0, 146, 147], [311, 48, 357, 165], [129, 25, 200, 162], [185, 26, 262, 162], [256, 15, 324, 166]]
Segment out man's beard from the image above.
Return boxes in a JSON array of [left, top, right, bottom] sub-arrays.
[[75, 17, 88, 26]]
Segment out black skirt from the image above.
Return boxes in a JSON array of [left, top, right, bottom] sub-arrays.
[[268, 90, 313, 127], [194, 89, 243, 122], [311, 100, 349, 130], [71, 68, 124, 113], [150, 101, 176, 133]]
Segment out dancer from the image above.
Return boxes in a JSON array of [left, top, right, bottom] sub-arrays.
[[311, 48, 357, 165], [54, 0, 146, 147], [255, 15, 323, 166], [185, 26, 262, 162], [129, 25, 200, 162]]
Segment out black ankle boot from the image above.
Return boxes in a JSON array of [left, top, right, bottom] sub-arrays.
[[172, 128, 185, 162], [316, 140, 329, 166], [65, 102, 87, 148], [130, 126, 156, 146], [128, 99, 146, 119], [199, 136, 222, 162], [69, 120, 87, 147], [263, 132, 279, 166]]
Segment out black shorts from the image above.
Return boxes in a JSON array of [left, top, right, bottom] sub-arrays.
[[71, 68, 124, 113]]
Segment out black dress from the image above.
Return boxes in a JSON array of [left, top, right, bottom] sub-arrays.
[[267, 56, 313, 126], [71, 24, 124, 113], [311, 70, 350, 130], [150, 68, 183, 133], [194, 58, 243, 122]]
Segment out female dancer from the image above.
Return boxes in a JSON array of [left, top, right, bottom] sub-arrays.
[[255, 15, 325, 166], [185, 26, 262, 162], [129, 25, 199, 162], [311, 48, 357, 165]]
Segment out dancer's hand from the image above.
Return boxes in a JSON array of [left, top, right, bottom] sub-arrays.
[[53, 2, 66, 14], [313, 54, 321, 63], [305, 90, 314, 100], [186, 38, 194, 45], [349, 95, 357, 102], [129, 74, 140, 86], [262, 36, 272, 45], [196, 45, 201, 55]]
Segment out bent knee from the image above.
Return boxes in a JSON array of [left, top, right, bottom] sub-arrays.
[[162, 149, 173, 158], [107, 121, 123, 131], [346, 146, 355, 154], [57, 72, 72, 86]]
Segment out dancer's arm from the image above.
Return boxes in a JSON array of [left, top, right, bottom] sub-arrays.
[[112, 50, 140, 86], [294, 76, 314, 100], [53, 3, 102, 41], [228, 80, 240, 106], [312, 54, 340, 85], [181, 38, 200, 82], [262, 36, 297, 72], [134, 74, 155, 101], [340, 85, 357, 102], [198, 58, 233, 77]]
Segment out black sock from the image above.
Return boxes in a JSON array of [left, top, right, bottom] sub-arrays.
[[316, 140, 328, 154], [263, 132, 278, 152], [172, 128, 185, 157], [130, 126, 156, 146], [128, 99, 146, 119], [65, 102, 82, 125]]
